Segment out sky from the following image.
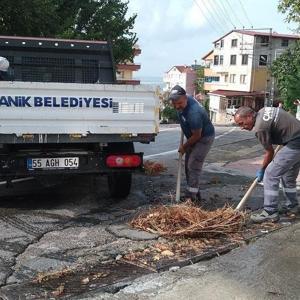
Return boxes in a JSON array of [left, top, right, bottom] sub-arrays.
[[126, 0, 297, 79]]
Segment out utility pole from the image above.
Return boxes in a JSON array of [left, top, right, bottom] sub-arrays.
[[265, 28, 274, 107]]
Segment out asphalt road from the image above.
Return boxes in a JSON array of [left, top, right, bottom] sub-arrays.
[[136, 125, 255, 159], [0, 124, 266, 299]]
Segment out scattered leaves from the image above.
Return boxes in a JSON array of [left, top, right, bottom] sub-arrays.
[[51, 283, 65, 297], [33, 267, 75, 284], [144, 160, 167, 175], [81, 277, 90, 285]]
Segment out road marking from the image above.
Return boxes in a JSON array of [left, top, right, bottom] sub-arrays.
[[144, 127, 237, 159], [215, 127, 236, 140], [159, 127, 181, 132], [0, 177, 35, 185], [144, 150, 178, 159]]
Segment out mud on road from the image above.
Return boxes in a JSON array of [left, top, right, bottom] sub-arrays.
[[0, 138, 298, 299]]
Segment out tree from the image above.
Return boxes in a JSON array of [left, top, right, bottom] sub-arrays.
[[158, 91, 178, 123], [271, 42, 300, 112], [0, 0, 60, 37], [278, 0, 300, 30], [0, 0, 137, 63], [271, 1, 300, 110], [195, 66, 205, 94], [59, 0, 138, 64]]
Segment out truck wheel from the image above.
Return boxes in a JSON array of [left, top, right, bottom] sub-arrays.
[[108, 172, 132, 199], [107, 142, 134, 199]]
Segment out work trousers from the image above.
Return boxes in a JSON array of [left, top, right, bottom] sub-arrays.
[[264, 145, 300, 212], [185, 135, 215, 198]]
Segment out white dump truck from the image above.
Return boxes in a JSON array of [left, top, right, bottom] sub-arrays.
[[0, 36, 159, 198]]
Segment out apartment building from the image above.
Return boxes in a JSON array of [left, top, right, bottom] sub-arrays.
[[204, 30, 299, 123], [116, 45, 141, 85], [202, 50, 220, 93], [163, 65, 197, 95]]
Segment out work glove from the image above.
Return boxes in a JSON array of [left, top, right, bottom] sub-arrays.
[[256, 169, 265, 182]]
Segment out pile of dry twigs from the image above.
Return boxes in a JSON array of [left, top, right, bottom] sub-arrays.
[[130, 201, 248, 238], [144, 160, 167, 175]]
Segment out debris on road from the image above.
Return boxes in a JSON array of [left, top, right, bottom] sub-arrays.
[[130, 201, 248, 238], [33, 266, 76, 284], [144, 160, 167, 175]]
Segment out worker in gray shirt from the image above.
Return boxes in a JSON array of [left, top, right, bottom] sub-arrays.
[[169, 85, 215, 202], [234, 106, 300, 223]]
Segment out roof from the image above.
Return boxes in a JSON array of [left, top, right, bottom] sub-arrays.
[[0, 35, 107, 44], [201, 50, 213, 60], [208, 89, 265, 97], [166, 65, 196, 73], [213, 30, 300, 43]]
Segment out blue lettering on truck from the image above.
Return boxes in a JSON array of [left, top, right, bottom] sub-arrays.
[[0, 96, 113, 108]]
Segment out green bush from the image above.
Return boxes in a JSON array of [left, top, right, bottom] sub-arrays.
[[161, 106, 178, 122]]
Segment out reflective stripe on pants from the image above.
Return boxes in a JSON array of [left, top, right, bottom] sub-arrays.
[[263, 145, 300, 212]]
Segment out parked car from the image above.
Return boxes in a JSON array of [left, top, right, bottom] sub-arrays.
[[226, 105, 239, 116]]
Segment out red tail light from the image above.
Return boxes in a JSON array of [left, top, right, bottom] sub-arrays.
[[106, 154, 142, 168]]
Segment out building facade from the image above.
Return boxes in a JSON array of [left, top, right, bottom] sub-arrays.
[[116, 46, 141, 85], [202, 50, 220, 93], [163, 65, 197, 95], [203, 30, 299, 124]]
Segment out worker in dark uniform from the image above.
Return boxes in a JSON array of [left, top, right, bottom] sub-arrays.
[[234, 106, 300, 223], [169, 85, 215, 202], [0, 56, 10, 81]]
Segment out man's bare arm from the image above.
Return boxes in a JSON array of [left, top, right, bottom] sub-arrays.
[[262, 145, 274, 169]]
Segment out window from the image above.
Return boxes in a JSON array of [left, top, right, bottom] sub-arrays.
[[231, 39, 238, 47], [240, 74, 247, 84], [260, 36, 269, 47], [281, 39, 289, 47], [204, 76, 220, 82], [230, 55, 237, 65], [229, 74, 236, 83], [259, 55, 268, 66], [220, 39, 224, 48], [224, 74, 228, 82], [213, 55, 219, 65], [219, 55, 224, 65], [241, 54, 248, 65]]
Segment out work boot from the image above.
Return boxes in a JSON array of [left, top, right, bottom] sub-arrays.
[[250, 209, 279, 223], [280, 205, 299, 216], [184, 191, 201, 205]]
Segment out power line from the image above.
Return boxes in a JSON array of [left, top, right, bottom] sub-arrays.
[[224, 0, 244, 28], [196, 0, 228, 34], [238, 0, 253, 28], [209, 0, 234, 31], [212, 0, 236, 29], [216, 0, 237, 29], [192, 0, 223, 35]]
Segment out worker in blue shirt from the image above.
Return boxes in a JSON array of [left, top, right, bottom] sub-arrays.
[[169, 85, 215, 202]]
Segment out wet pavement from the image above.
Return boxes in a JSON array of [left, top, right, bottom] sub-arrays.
[[0, 126, 298, 299], [91, 223, 300, 300]]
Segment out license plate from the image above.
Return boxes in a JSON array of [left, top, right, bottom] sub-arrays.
[[27, 157, 79, 170]]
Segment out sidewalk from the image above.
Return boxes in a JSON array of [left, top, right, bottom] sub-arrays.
[[86, 223, 300, 300], [226, 156, 300, 184]]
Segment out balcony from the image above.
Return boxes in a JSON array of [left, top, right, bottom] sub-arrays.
[[117, 63, 141, 71]]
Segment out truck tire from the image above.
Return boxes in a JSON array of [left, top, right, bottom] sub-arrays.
[[107, 142, 134, 199]]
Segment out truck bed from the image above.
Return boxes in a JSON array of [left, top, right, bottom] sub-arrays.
[[0, 82, 159, 138]]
